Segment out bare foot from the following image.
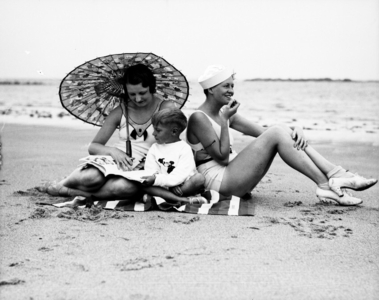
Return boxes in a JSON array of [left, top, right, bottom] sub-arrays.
[[37, 182, 71, 197]]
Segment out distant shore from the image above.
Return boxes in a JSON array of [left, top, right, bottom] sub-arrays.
[[244, 78, 379, 83], [1, 78, 379, 85], [0, 79, 60, 86]]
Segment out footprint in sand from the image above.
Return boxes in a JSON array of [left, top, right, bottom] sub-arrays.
[[284, 201, 303, 207], [72, 263, 89, 272], [29, 207, 51, 219], [262, 213, 353, 239], [38, 247, 53, 252], [173, 216, 200, 224], [115, 258, 161, 271], [178, 247, 213, 257], [129, 294, 151, 300], [0, 278, 25, 286], [287, 219, 353, 239], [151, 215, 165, 219], [8, 262, 24, 267]]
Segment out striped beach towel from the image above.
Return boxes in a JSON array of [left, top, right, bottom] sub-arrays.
[[54, 190, 256, 216]]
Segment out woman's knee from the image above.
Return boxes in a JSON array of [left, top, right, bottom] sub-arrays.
[[107, 177, 139, 197], [191, 173, 206, 189], [78, 167, 106, 187], [264, 125, 292, 140]]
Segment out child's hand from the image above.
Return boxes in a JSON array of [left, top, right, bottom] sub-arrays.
[[170, 186, 183, 196], [141, 175, 156, 186]]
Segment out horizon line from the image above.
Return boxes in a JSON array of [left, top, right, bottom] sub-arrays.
[[0, 77, 378, 84]]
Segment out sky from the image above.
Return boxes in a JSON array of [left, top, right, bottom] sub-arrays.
[[0, 0, 378, 81]]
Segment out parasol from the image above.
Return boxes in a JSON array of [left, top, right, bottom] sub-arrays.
[[59, 52, 189, 156]]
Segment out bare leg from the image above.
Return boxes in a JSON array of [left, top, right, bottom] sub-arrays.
[[304, 145, 336, 175], [39, 166, 141, 200], [142, 186, 190, 204], [304, 137, 377, 195], [279, 124, 337, 175], [37, 166, 107, 197], [142, 173, 207, 205], [61, 166, 107, 192], [58, 177, 143, 208], [90, 177, 141, 200], [220, 125, 328, 197], [175, 173, 205, 196]]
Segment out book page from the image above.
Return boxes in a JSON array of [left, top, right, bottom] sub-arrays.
[[79, 155, 156, 182]]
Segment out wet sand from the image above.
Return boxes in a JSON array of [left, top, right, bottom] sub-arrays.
[[0, 123, 379, 300]]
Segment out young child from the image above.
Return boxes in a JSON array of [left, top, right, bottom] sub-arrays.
[[141, 108, 207, 205]]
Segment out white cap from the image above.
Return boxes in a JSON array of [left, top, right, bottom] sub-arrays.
[[198, 65, 234, 89]]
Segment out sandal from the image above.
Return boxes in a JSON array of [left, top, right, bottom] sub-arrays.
[[316, 187, 362, 206], [329, 173, 377, 196]]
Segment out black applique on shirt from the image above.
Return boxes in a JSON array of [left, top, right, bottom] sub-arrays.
[[157, 158, 175, 174]]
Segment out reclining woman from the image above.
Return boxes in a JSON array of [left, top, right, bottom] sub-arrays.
[[186, 65, 377, 205], [39, 64, 203, 201]]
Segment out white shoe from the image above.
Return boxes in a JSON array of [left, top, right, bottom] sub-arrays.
[[316, 187, 362, 206], [329, 173, 377, 196]]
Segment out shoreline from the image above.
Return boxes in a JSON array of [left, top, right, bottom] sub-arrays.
[[2, 108, 378, 145]]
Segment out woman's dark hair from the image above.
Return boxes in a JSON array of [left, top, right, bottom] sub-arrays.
[[122, 64, 156, 93]]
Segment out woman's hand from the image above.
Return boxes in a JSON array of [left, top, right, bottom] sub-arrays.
[[109, 147, 134, 171], [219, 99, 240, 121], [291, 126, 308, 150]]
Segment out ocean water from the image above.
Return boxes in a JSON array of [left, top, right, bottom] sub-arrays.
[[1, 79, 378, 133]]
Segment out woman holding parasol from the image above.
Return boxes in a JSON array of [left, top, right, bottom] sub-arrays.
[[39, 53, 194, 201]]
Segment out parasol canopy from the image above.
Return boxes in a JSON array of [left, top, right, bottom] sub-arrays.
[[59, 52, 189, 127]]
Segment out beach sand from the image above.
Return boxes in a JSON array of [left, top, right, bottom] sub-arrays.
[[1, 123, 379, 300]]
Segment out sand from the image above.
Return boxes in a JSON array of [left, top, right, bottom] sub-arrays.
[[1, 123, 379, 300]]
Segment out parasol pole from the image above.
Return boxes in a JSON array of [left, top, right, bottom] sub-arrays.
[[122, 84, 132, 157]]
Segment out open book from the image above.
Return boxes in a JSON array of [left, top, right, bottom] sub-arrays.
[[78, 155, 156, 183]]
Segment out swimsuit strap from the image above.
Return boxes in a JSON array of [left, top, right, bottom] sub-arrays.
[[194, 110, 224, 127], [193, 110, 230, 136]]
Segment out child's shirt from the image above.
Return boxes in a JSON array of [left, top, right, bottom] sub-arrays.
[[144, 140, 197, 188]]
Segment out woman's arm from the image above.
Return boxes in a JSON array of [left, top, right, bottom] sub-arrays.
[[89, 107, 134, 170], [89, 107, 121, 153], [229, 113, 266, 137], [188, 112, 231, 166]]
